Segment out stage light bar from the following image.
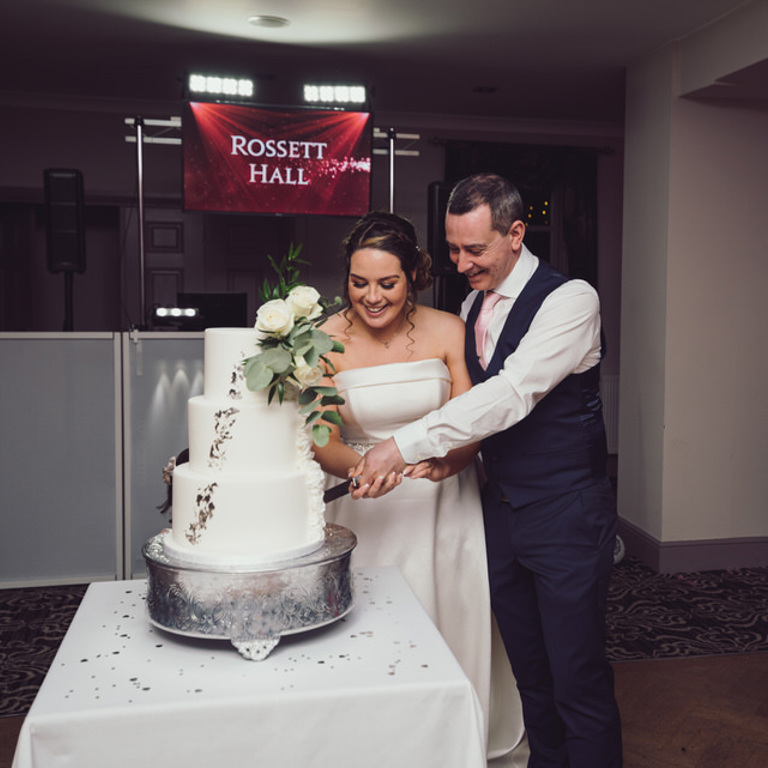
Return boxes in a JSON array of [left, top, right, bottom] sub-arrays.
[[303, 84, 366, 105], [152, 306, 200, 329], [155, 307, 199, 319], [188, 74, 254, 99]]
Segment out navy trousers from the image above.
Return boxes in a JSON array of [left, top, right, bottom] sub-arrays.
[[483, 478, 623, 768]]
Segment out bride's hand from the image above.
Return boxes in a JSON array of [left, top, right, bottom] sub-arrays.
[[349, 470, 403, 499], [349, 438, 406, 498], [404, 458, 450, 482]]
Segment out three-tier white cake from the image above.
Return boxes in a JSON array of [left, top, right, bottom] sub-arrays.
[[162, 327, 327, 567]]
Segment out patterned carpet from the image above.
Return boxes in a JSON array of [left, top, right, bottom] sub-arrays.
[[0, 584, 87, 718], [605, 556, 768, 661], [1, 557, 767, 717]]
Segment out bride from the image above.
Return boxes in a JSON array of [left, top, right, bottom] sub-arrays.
[[313, 211, 526, 763]]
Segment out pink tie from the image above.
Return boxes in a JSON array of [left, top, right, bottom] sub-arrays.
[[475, 290, 501, 368]]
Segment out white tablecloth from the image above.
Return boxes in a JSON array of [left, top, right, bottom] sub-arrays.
[[12, 567, 485, 768]]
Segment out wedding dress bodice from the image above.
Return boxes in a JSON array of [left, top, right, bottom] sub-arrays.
[[333, 358, 451, 447]]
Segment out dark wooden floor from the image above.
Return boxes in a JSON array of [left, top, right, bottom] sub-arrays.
[[2, 652, 767, 767], [614, 653, 768, 768]]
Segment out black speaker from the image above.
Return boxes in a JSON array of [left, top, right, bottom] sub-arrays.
[[44, 169, 86, 274]]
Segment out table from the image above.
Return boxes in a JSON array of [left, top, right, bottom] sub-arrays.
[[12, 567, 486, 768]]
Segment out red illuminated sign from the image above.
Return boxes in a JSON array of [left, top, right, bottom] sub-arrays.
[[183, 101, 372, 217]]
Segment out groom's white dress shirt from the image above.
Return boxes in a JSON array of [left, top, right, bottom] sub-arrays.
[[393, 245, 603, 464]]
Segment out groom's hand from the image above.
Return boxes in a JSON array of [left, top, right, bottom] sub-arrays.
[[350, 438, 406, 499], [404, 457, 450, 482]]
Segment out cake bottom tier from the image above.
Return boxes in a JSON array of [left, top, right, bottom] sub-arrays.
[[169, 465, 325, 566]]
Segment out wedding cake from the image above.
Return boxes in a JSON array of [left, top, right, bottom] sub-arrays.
[[162, 327, 327, 567]]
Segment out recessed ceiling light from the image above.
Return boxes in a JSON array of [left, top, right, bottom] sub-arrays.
[[248, 15, 290, 28]]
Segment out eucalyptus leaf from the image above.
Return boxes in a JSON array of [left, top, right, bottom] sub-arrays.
[[321, 358, 337, 375], [258, 335, 280, 350], [293, 340, 314, 361], [301, 346, 320, 367], [288, 325, 310, 346], [261, 347, 293, 374], [320, 394, 345, 407], [321, 411, 343, 427], [308, 330, 334, 355], [312, 386, 339, 396], [293, 318, 314, 332], [298, 389, 316, 406], [312, 424, 331, 447], [242, 355, 258, 375], [245, 363, 274, 391], [243, 354, 265, 378]]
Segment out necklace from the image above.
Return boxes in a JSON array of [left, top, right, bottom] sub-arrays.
[[370, 315, 406, 348]]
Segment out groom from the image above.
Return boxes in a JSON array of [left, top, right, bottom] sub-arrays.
[[353, 173, 623, 768]]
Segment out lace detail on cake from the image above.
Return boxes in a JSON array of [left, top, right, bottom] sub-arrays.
[[186, 482, 218, 544], [208, 407, 240, 469], [296, 414, 327, 539]]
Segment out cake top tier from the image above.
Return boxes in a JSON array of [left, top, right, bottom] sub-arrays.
[[203, 327, 266, 403]]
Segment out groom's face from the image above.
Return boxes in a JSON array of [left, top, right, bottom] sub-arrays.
[[445, 204, 523, 292]]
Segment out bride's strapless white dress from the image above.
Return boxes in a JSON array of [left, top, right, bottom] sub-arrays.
[[326, 359, 526, 761]]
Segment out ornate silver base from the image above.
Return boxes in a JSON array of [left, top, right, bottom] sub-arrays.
[[142, 524, 357, 660]]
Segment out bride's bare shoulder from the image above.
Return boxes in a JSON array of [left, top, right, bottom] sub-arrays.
[[415, 305, 465, 336], [323, 310, 350, 336]]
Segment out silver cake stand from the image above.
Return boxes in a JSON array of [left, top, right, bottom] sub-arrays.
[[142, 523, 357, 660]]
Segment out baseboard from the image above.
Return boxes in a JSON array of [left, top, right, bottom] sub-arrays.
[[617, 518, 768, 573], [0, 574, 110, 590]]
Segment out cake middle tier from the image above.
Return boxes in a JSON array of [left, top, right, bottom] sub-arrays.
[[187, 396, 298, 473]]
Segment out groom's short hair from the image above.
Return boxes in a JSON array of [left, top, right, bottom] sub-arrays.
[[447, 173, 524, 235]]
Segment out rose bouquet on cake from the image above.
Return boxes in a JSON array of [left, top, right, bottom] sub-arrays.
[[243, 244, 344, 447]]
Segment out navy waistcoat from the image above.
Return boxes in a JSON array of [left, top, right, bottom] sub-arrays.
[[465, 261, 608, 507]]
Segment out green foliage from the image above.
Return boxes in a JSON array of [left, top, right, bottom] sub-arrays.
[[258, 243, 309, 303], [244, 245, 345, 447]]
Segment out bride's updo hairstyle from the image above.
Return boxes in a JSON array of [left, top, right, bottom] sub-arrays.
[[342, 211, 433, 308]]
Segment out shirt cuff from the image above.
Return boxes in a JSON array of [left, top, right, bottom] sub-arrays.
[[393, 421, 435, 465]]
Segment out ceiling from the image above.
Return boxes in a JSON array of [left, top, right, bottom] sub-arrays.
[[0, 0, 756, 123]]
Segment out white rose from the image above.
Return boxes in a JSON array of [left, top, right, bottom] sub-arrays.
[[293, 356, 325, 388], [286, 285, 322, 320], [255, 299, 294, 336]]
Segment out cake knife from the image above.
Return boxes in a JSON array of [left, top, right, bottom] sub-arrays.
[[323, 476, 360, 503]]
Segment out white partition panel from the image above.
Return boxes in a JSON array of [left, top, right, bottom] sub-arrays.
[[0, 333, 122, 587], [122, 331, 203, 578]]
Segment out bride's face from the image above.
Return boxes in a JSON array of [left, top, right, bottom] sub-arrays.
[[348, 247, 410, 331]]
